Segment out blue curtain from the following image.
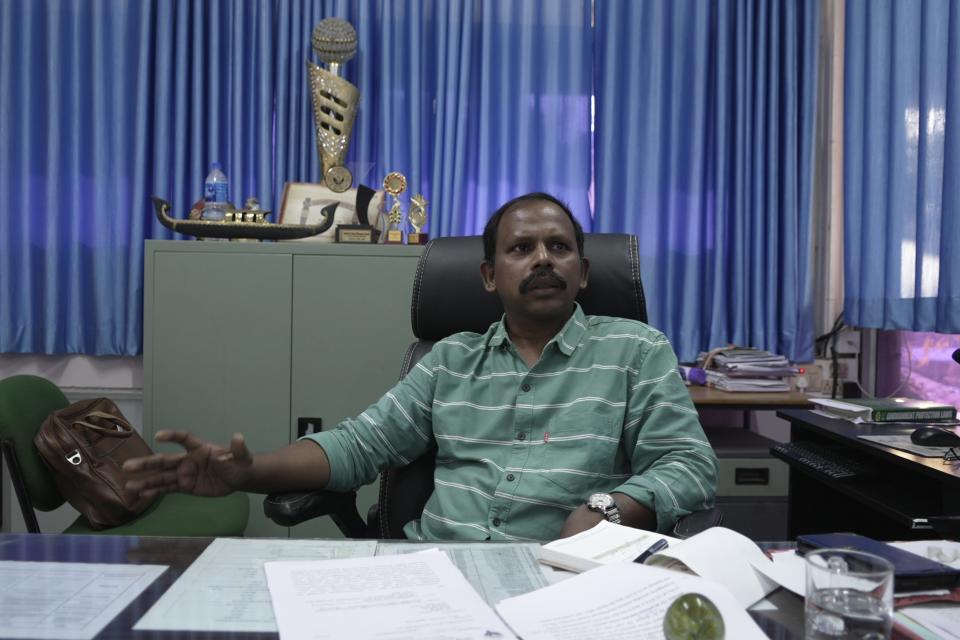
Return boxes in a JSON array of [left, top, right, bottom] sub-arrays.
[[844, 0, 960, 333], [0, 0, 593, 355], [593, 0, 819, 362]]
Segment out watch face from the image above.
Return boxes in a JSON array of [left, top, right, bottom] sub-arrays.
[[588, 493, 615, 510]]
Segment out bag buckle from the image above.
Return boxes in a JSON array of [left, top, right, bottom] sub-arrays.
[[66, 449, 82, 465]]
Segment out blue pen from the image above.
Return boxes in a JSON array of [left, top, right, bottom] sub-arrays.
[[634, 538, 669, 564]]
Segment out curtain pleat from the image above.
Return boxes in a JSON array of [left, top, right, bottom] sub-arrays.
[[844, 0, 960, 333], [593, 0, 818, 361]]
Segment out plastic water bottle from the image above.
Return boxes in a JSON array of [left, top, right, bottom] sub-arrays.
[[202, 162, 229, 221]]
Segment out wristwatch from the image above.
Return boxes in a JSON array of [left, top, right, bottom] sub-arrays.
[[586, 492, 621, 524]]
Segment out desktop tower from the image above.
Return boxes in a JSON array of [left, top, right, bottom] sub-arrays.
[[703, 427, 789, 541]]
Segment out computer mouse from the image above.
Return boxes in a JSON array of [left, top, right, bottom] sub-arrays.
[[910, 426, 960, 447]]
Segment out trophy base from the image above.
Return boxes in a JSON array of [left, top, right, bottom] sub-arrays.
[[336, 225, 380, 244], [385, 229, 405, 244], [408, 233, 429, 245]]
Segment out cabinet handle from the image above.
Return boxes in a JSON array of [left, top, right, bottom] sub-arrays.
[[297, 417, 322, 439]]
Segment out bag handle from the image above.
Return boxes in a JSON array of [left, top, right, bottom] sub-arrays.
[[70, 410, 134, 437]]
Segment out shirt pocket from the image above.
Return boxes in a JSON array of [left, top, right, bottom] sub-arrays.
[[535, 413, 623, 498]]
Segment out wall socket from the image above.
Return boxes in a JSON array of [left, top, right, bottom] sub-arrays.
[[805, 357, 859, 395], [832, 328, 861, 355]]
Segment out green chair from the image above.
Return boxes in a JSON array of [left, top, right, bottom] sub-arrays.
[[0, 374, 249, 536]]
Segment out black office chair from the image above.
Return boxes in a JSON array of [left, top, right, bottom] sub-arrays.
[[263, 234, 721, 539]]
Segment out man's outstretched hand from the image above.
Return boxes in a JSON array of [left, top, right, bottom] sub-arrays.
[[123, 431, 254, 499]]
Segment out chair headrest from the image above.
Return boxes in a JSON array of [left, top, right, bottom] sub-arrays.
[[410, 234, 647, 340]]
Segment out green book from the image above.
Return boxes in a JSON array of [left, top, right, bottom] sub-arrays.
[[813, 397, 957, 423]]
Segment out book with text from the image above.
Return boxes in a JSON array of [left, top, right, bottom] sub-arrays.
[[539, 520, 783, 607], [812, 397, 957, 423]]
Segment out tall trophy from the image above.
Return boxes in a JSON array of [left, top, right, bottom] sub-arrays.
[[408, 194, 429, 244], [383, 172, 407, 244], [306, 18, 360, 194]]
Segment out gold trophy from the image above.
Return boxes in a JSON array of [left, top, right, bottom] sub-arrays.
[[408, 194, 429, 245], [383, 172, 407, 244], [306, 18, 359, 192]]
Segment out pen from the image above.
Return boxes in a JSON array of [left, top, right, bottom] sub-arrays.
[[634, 538, 669, 564]]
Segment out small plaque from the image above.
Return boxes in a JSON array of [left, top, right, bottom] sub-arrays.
[[385, 229, 404, 244], [336, 224, 380, 243], [408, 232, 429, 245]]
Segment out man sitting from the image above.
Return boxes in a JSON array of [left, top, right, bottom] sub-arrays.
[[125, 192, 718, 540]]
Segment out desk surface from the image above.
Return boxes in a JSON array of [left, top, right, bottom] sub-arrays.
[[777, 409, 960, 483], [0, 533, 808, 640], [688, 386, 812, 408], [777, 409, 960, 539]]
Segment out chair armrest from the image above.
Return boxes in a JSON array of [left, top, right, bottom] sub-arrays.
[[671, 507, 723, 539], [263, 490, 369, 537]]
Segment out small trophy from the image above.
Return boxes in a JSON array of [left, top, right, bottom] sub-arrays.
[[306, 18, 359, 190], [408, 194, 429, 245], [383, 172, 407, 244]]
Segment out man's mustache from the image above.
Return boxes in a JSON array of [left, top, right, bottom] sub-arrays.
[[519, 268, 567, 293]]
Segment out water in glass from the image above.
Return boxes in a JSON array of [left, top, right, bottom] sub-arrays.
[[805, 587, 892, 640]]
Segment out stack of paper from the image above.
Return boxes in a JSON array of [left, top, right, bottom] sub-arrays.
[[539, 521, 788, 608], [697, 347, 799, 392], [811, 397, 957, 423]]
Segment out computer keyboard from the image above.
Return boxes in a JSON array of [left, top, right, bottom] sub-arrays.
[[770, 441, 873, 481]]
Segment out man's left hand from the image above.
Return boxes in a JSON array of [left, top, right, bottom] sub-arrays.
[[558, 504, 606, 538]]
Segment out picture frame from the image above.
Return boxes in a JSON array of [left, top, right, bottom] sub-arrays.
[[278, 182, 384, 243]]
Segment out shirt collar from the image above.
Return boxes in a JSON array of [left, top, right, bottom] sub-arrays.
[[486, 303, 587, 356]]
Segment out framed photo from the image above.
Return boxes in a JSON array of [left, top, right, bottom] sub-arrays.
[[279, 182, 384, 243]]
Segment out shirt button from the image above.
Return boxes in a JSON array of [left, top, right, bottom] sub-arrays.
[[517, 433, 526, 441], [493, 518, 501, 527], [521, 383, 531, 392], [506, 473, 515, 481]]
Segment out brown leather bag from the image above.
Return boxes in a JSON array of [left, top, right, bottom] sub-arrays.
[[34, 398, 157, 529]]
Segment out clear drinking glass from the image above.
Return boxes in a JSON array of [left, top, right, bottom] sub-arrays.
[[805, 548, 894, 640]]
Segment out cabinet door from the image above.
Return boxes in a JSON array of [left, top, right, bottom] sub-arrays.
[[290, 253, 420, 538], [145, 250, 292, 537]]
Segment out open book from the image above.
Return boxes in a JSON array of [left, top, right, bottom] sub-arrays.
[[539, 521, 786, 607]]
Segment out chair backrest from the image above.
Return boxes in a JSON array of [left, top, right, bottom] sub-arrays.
[[0, 375, 71, 531], [377, 233, 647, 537]]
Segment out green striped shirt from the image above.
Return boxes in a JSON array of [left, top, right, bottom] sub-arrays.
[[307, 304, 717, 542]]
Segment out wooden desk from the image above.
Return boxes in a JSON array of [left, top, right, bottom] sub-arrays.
[[0, 533, 804, 639], [776, 409, 960, 539], [688, 386, 813, 409]]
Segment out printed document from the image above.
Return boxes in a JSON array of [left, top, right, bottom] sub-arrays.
[[540, 522, 781, 607], [264, 548, 515, 640], [0, 560, 166, 640], [496, 561, 767, 640], [377, 541, 548, 605], [134, 537, 377, 632]]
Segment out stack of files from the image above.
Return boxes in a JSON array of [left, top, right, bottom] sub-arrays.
[[812, 397, 957, 423], [698, 347, 799, 392], [706, 372, 792, 392]]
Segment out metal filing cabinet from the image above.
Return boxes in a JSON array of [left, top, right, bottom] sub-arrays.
[[704, 427, 789, 540]]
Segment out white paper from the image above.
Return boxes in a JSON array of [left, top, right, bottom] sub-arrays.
[[496, 562, 767, 640], [134, 537, 377, 632], [648, 527, 778, 607], [899, 605, 960, 640], [264, 548, 515, 640], [0, 560, 166, 640], [376, 541, 548, 605], [891, 540, 960, 569], [764, 549, 807, 596]]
